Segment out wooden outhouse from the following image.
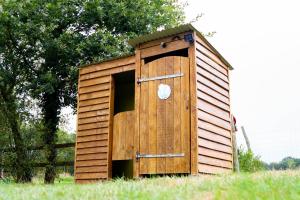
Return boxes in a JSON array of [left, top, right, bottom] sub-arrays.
[[74, 24, 234, 183]]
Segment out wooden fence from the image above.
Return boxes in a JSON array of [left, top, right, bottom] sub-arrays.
[[0, 143, 75, 178]]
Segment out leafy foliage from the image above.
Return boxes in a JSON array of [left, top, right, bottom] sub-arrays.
[[238, 147, 266, 172], [266, 157, 300, 170], [0, 0, 185, 183]]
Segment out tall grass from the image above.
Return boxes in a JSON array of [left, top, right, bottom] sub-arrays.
[[0, 170, 299, 200]]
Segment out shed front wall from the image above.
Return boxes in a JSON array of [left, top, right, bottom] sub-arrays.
[[195, 35, 233, 174], [75, 56, 135, 183]]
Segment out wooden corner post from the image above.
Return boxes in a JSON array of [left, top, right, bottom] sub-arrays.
[[133, 48, 141, 178], [107, 76, 115, 179], [189, 31, 198, 175]]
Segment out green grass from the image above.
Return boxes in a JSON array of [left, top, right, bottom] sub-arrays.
[[0, 170, 300, 200]]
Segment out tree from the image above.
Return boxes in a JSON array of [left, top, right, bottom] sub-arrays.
[[0, 51, 32, 182], [0, 0, 185, 183]]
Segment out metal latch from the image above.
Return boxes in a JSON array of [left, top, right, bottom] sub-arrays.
[[136, 152, 184, 160], [137, 73, 183, 84]]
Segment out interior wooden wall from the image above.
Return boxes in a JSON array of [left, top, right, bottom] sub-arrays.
[[75, 56, 135, 183], [195, 35, 233, 174]]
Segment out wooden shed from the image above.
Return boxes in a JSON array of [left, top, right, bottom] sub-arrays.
[[74, 24, 234, 183]]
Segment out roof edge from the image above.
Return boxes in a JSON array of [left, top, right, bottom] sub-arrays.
[[128, 24, 233, 70]]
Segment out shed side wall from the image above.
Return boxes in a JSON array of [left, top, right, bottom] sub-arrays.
[[195, 36, 233, 174], [75, 56, 135, 183]]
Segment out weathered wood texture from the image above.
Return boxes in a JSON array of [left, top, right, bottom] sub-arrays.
[[112, 111, 135, 160], [139, 56, 190, 174], [195, 36, 233, 174], [75, 56, 135, 183]]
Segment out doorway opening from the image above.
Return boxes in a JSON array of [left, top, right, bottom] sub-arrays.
[[112, 160, 133, 179], [113, 70, 135, 115], [111, 70, 135, 179]]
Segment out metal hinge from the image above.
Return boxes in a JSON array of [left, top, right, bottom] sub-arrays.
[[137, 73, 183, 84], [136, 152, 184, 160]]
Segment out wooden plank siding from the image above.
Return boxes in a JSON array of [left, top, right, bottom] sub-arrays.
[[195, 36, 233, 174], [75, 56, 135, 183]]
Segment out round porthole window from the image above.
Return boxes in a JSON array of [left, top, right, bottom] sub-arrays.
[[158, 84, 171, 100]]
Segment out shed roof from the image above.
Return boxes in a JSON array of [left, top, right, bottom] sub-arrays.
[[128, 24, 233, 70], [79, 24, 233, 70]]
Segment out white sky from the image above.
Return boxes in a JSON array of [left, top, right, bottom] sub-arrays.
[[184, 0, 300, 162], [64, 0, 300, 163]]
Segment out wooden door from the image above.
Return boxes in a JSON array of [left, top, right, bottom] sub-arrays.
[[138, 56, 190, 174]]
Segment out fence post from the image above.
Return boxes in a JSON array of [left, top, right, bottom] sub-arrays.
[[241, 126, 251, 152], [232, 131, 240, 173], [230, 115, 239, 173]]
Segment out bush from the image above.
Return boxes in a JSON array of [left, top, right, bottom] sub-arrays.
[[238, 147, 265, 172]]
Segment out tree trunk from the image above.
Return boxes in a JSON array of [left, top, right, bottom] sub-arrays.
[[9, 119, 32, 182], [42, 91, 60, 184], [0, 94, 32, 182]]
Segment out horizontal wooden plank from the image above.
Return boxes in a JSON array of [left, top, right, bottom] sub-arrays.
[[198, 120, 231, 138], [196, 58, 228, 83], [76, 165, 107, 173], [79, 83, 110, 94], [122, 64, 135, 72], [80, 64, 135, 81], [79, 90, 110, 101], [76, 152, 107, 161], [197, 83, 229, 105], [198, 110, 231, 131], [76, 179, 104, 183], [78, 103, 109, 113], [78, 109, 109, 119], [76, 146, 108, 155], [80, 76, 110, 88], [197, 91, 230, 111], [198, 146, 232, 161], [196, 42, 228, 70], [141, 40, 190, 58], [77, 132, 108, 142], [76, 160, 107, 167], [78, 122, 109, 131], [198, 155, 232, 169], [76, 172, 107, 179], [197, 99, 230, 121], [198, 138, 232, 154], [197, 67, 229, 91], [77, 140, 108, 149], [198, 129, 231, 146], [197, 78, 229, 99], [195, 35, 214, 52], [79, 97, 109, 108], [80, 67, 122, 81], [78, 115, 109, 125], [80, 56, 135, 75], [77, 134, 108, 143], [198, 163, 231, 174], [197, 76, 229, 98], [196, 50, 228, 76], [77, 128, 109, 137]]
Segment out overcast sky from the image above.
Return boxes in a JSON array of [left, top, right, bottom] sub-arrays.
[[184, 0, 300, 162]]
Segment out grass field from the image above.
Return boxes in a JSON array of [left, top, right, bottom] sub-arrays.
[[0, 170, 299, 200]]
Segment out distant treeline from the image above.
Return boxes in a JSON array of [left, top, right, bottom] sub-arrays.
[[265, 157, 300, 170]]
